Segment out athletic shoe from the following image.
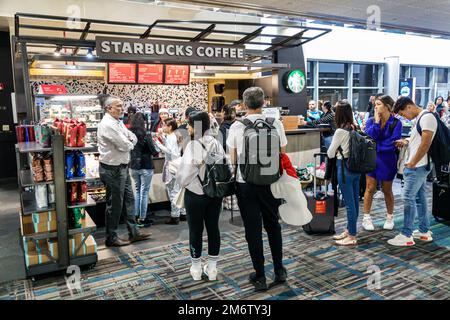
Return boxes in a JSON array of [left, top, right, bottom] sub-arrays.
[[335, 237, 357, 246], [190, 265, 202, 281], [383, 216, 395, 230], [373, 191, 384, 199], [249, 273, 268, 292], [412, 230, 433, 242], [203, 264, 218, 281], [333, 231, 349, 240], [362, 215, 375, 231], [387, 234, 415, 247]]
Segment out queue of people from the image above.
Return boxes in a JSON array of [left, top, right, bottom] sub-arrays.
[[96, 89, 447, 291]]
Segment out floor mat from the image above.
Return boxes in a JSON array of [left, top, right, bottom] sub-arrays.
[[0, 195, 449, 300]]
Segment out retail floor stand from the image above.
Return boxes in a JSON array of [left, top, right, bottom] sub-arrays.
[[15, 134, 98, 278]]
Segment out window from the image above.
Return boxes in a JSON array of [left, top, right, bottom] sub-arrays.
[[400, 66, 409, 79], [318, 62, 348, 87], [307, 88, 313, 103], [415, 88, 429, 108], [411, 67, 430, 87], [353, 89, 379, 111], [436, 68, 448, 84], [319, 88, 347, 105], [307, 61, 313, 87], [353, 64, 379, 87]]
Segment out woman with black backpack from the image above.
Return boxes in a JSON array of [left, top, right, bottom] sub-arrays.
[[327, 100, 361, 246], [176, 111, 225, 282]]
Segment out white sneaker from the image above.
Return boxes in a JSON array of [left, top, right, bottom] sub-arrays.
[[383, 217, 395, 230], [362, 215, 375, 231], [190, 265, 203, 281], [387, 234, 415, 247], [203, 264, 218, 281], [373, 191, 384, 199], [412, 230, 433, 242]]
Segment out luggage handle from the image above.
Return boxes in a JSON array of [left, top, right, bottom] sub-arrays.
[[313, 152, 329, 197]]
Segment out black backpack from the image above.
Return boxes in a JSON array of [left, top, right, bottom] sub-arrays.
[[198, 140, 235, 198], [339, 129, 377, 174], [239, 117, 281, 186], [417, 111, 450, 177]]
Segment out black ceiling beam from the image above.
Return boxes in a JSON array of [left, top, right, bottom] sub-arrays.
[[265, 29, 306, 51], [191, 24, 215, 42], [140, 21, 159, 39], [234, 26, 265, 45], [73, 22, 91, 56]]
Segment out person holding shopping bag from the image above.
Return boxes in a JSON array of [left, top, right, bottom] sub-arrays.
[[176, 111, 225, 282]]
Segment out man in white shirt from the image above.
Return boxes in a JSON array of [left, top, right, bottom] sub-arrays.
[[388, 97, 437, 247], [98, 97, 151, 247], [227, 87, 288, 292]]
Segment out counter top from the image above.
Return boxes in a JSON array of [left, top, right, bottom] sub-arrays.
[[285, 127, 331, 135]]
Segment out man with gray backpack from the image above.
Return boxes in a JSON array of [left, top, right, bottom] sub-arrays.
[[226, 87, 288, 292]]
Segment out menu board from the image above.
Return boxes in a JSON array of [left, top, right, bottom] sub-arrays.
[[165, 65, 190, 85], [108, 63, 136, 84], [138, 64, 164, 84]]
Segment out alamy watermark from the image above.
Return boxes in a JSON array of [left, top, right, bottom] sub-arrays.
[[65, 265, 82, 297], [367, 5, 381, 31]]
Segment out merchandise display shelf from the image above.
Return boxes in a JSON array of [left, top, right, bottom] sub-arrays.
[[20, 170, 54, 187], [70, 253, 98, 267], [66, 176, 100, 183], [67, 195, 97, 209], [16, 142, 52, 153], [69, 213, 97, 235], [20, 211, 58, 240], [21, 190, 56, 215], [64, 143, 97, 152], [26, 261, 62, 277]]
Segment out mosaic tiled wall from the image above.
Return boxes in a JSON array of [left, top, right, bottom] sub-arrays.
[[30, 79, 209, 110]]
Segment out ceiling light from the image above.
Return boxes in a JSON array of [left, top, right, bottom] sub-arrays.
[[86, 48, 93, 58], [54, 45, 62, 56]]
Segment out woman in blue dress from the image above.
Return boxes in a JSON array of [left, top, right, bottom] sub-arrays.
[[362, 95, 402, 231]]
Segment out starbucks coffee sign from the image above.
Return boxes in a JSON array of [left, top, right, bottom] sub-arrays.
[[96, 36, 246, 64]]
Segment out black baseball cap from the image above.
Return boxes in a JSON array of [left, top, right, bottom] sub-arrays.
[[185, 107, 197, 117]]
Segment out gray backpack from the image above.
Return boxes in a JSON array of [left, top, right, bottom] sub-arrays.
[[239, 118, 281, 185]]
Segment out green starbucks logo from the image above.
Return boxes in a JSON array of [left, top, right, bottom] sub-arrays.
[[283, 69, 306, 94]]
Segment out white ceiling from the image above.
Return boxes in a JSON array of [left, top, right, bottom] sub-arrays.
[[172, 0, 450, 36]]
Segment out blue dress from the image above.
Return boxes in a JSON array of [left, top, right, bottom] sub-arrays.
[[365, 115, 403, 181]]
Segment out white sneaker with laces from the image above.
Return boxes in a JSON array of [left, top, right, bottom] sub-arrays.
[[362, 215, 375, 231], [383, 216, 395, 230], [412, 230, 433, 242], [387, 234, 415, 247], [203, 264, 218, 281], [190, 264, 203, 281]]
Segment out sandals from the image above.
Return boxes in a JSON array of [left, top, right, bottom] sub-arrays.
[[333, 231, 349, 240], [335, 236, 358, 246]]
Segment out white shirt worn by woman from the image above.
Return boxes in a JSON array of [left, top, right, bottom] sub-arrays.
[[327, 128, 350, 159], [156, 132, 181, 183], [176, 135, 224, 195]]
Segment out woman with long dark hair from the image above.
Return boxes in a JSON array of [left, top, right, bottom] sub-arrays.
[[176, 111, 225, 281], [362, 95, 402, 231], [129, 113, 159, 226], [327, 100, 361, 246], [435, 96, 445, 118]]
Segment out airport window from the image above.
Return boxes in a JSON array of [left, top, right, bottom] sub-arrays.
[[415, 88, 430, 107], [353, 89, 379, 111], [353, 64, 379, 87], [318, 62, 348, 87], [436, 68, 448, 84], [319, 88, 347, 105], [411, 67, 431, 87], [307, 61, 313, 87]]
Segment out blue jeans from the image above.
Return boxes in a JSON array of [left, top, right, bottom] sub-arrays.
[[130, 169, 154, 220], [324, 136, 333, 150], [401, 165, 431, 237], [337, 160, 360, 236]]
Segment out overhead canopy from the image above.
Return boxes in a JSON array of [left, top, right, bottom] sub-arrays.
[[14, 12, 331, 69]]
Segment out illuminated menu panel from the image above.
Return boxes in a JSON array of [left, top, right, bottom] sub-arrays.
[[138, 64, 164, 84], [108, 63, 136, 83], [165, 65, 190, 85]]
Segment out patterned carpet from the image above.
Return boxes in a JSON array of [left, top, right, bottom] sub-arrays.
[[1, 192, 449, 300]]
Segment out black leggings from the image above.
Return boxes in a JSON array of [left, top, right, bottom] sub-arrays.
[[185, 189, 222, 259]]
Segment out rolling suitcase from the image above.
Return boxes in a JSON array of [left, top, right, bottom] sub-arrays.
[[302, 153, 336, 235], [432, 173, 450, 221]]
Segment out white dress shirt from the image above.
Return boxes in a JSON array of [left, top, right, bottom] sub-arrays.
[[97, 113, 137, 166]]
